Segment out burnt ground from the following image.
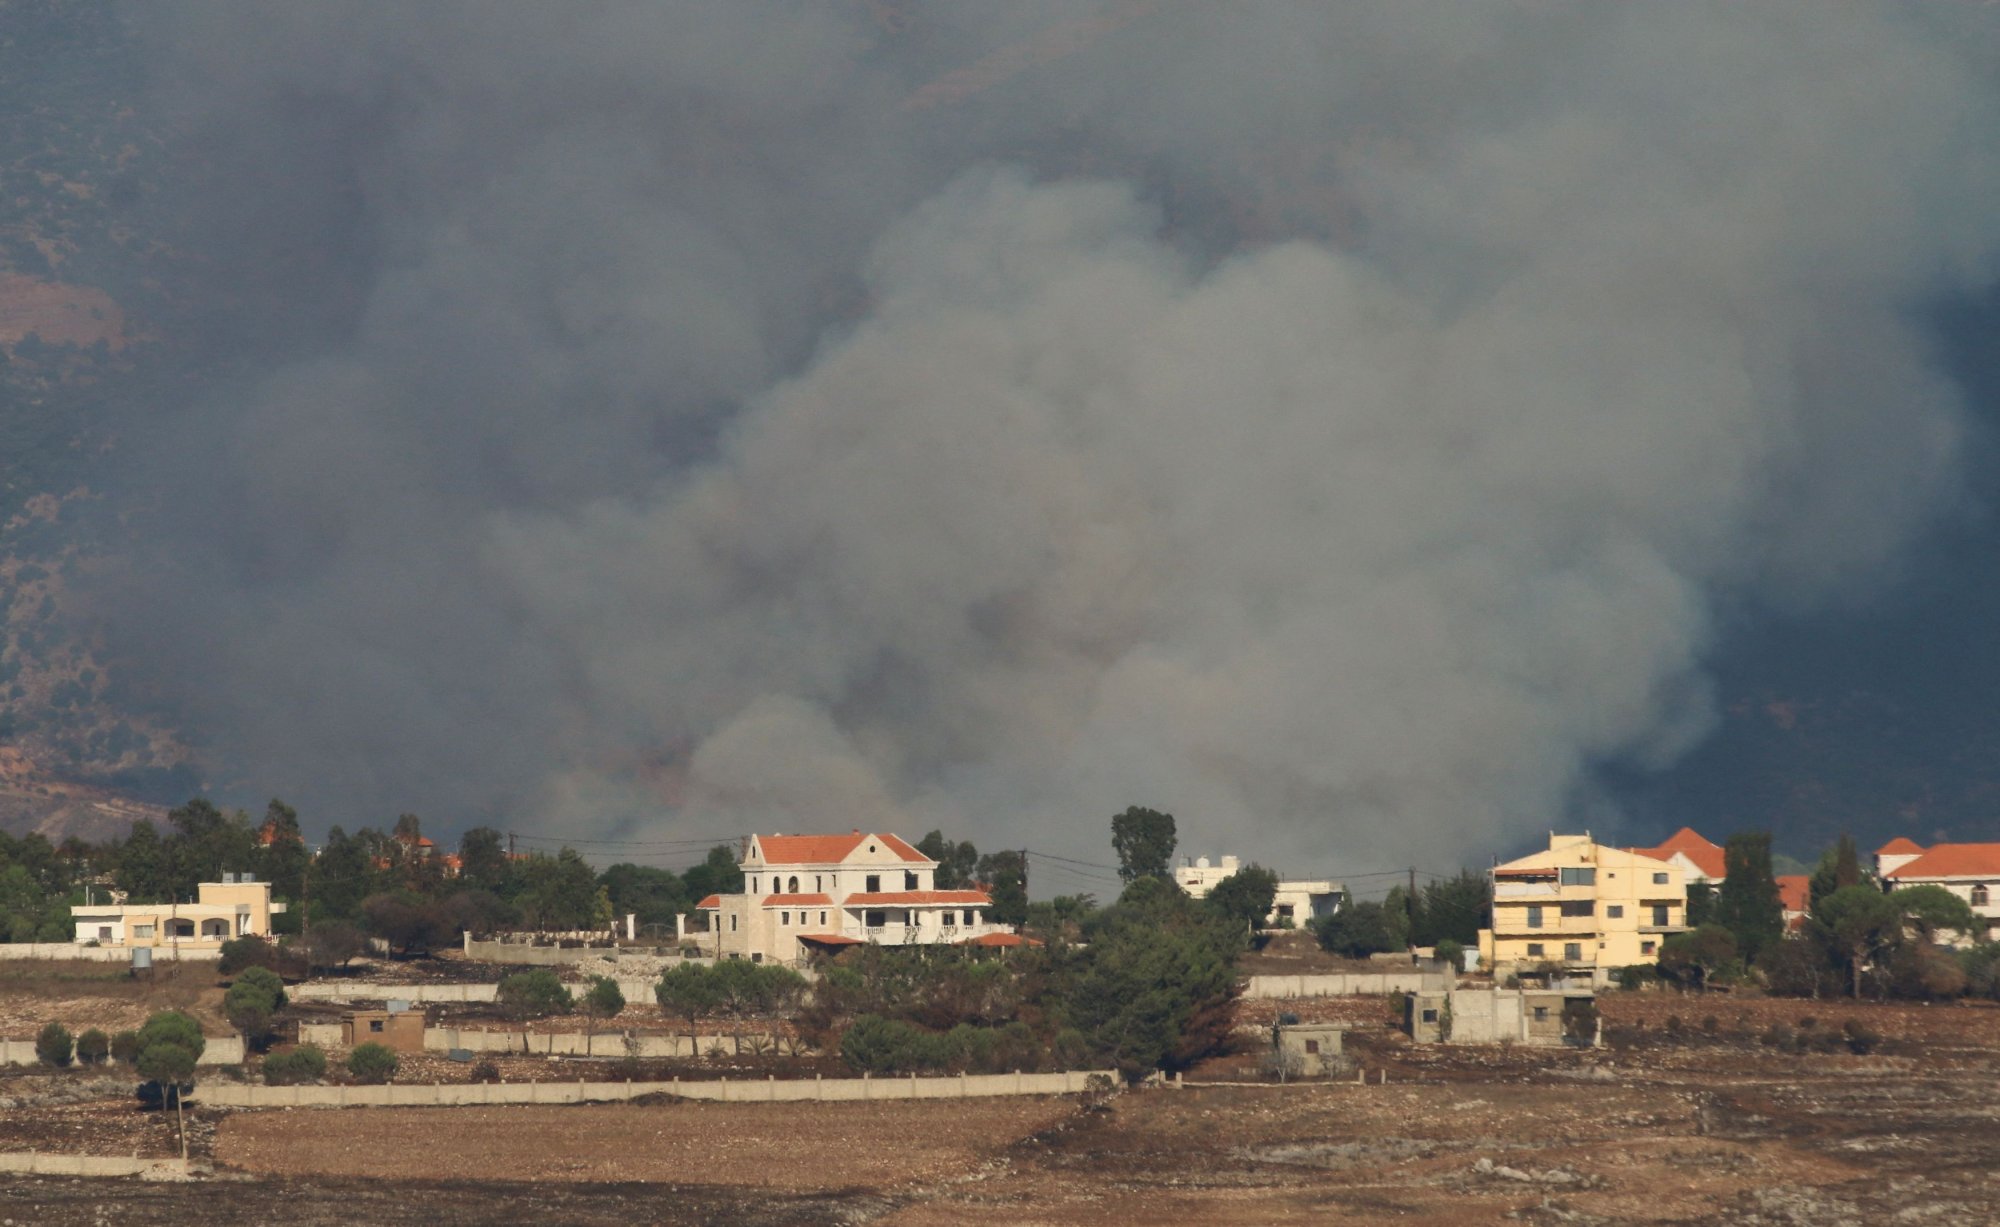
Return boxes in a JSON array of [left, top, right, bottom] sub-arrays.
[[5, 992, 2000, 1224]]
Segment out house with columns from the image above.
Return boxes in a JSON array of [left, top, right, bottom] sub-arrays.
[[694, 830, 1012, 964]]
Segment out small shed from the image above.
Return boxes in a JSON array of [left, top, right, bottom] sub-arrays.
[[1406, 987, 1598, 1048], [341, 1006, 426, 1054], [1273, 1022, 1346, 1077]]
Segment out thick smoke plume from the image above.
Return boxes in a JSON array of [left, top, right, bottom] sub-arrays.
[[98, 3, 2000, 871]]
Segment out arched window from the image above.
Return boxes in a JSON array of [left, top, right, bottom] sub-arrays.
[[788, 875, 799, 893], [1974, 886, 1990, 907]]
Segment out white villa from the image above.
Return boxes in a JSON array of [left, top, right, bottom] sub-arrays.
[[1175, 855, 1343, 929], [693, 831, 1013, 964], [1877, 837, 2000, 944], [70, 875, 284, 951]]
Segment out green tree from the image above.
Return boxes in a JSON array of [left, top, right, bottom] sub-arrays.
[[254, 798, 310, 903], [1312, 902, 1401, 958], [975, 850, 1028, 926], [1890, 884, 1979, 945], [347, 1041, 398, 1084], [300, 919, 366, 972], [496, 969, 574, 1020], [1413, 871, 1490, 946], [35, 1021, 73, 1067], [74, 1027, 109, 1065], [580, 975, 625, 1046], [224, 965, 288, 1051], [457, 826, 511, 892], [682, 844, 745, 901], [114, 819, 171, 903], [511, 849, 611, 931], [1808, 833, 1868, 911], [1816, 885, 1902, 998], [306, 826, 376, 922], [656, 963, 725, 1053], [1685, 880, 1716, 928], [1657, 924, 1738, 991], [163, 798, 257, 900], [263, 1044, 327, 1085], [917, 830, 981, 890], [1204, 865, 1278, 930], [1067, 878, 1241, 1078], [597, 863, 688, 930], [1110, 806, 1176, 882], [134, 1008, 206, 1158], [1713, 833, 1784, 965]]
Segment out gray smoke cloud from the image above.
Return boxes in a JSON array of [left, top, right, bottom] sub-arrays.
[[98, 2, 2000, 873]]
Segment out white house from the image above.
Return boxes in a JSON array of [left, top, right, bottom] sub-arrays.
[[694, 831, 1013, 965], [1876, 838, 2000, 944], [1175, 855, 1342, 929], [69, 876, 285, 951]]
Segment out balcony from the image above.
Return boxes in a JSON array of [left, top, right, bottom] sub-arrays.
[[1494, 882, 1560, 899]]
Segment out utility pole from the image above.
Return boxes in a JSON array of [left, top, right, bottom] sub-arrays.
[[1407, 867, 1417, 946]]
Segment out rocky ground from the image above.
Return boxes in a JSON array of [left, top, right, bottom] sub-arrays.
[[3, 990, 2000, 1224]]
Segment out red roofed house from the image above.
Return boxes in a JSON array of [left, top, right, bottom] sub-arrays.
[[1627, 827, 1727, 885], [695, 831, 1013, 965], [1877, 839, 2000, 944], [1776, 874, 1810, 932]]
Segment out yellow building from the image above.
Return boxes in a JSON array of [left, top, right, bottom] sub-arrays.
[[70, 876, 285, 951], [1478, 834, 1687, 975]]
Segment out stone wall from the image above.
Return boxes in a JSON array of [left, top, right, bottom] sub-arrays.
[[199, 1069, 1113, 1108], [0, 942, 217, 962], [1242, 971, 1449, 998], [0, 1035, 244, 1066]]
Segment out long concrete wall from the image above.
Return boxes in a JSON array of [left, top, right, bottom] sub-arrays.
[[291, 978, 662, 1005], [0, 942, 218, 962], [462, 940, 715, 968], [1242, 971, 1449, 998], [296, 1023, 770, 1058], [0, 1151, 194, 1178], [0, 1035, 244, 1067], [199, 1069, 1113, 1108]]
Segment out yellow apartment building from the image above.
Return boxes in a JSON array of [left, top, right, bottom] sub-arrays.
[[1478, 834, 1688, 974]]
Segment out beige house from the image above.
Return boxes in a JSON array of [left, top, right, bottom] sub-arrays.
[[694, 831, 1012, 965], [70, 876, 285, 951], [1407, 986, 1599, 1047], [1478, 834, 1687, 975], [1175, 855, 1343, 929]]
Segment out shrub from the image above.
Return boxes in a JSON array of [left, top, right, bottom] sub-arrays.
[[1434, 939, 1465, 973], [110, 1030, 140, 1064], [469, 1058, 501, 1084], [497, 969, 573, 1020], [225, 965, 289, 1050], [1664, 1015, 1684, 1037], [35, 1022, 73, 1067], [1761, 1023, 1799, 1052], [74, 1028, 109, 1065], [1700, 1015, 1719, 1035], [133, 1011, 207, 1103], [218, 934, 278, 976], [1842, 1020, 1881, 1055], [347, 1042, 399, 1084], [263, 1045, 327, 1086]]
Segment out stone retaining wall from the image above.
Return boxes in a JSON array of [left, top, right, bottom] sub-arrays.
[[1241, 971, 1449, 998], [199, 1069, 1112, 1108], [0, 942, 217, 962], [0, 1151, 194, 1178], [0, 1035, 243, 1067]]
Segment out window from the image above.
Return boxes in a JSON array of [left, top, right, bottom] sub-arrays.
[[751, 876, 759, 893], [730, 915, 737, 931], [788, 875, 799, 893], [904, 870, 918, 890], [1559, 867, 1596, 886], [1525, 905, 1544, 928], [1652, 905, 1670, 927], [370, 1019, 385, 1033], [866, 874, 881, 892], [132, 925, 154, 939], [780, 911, 789, 925], [1533, 1007, 1549, 1021], [941, 911, 956, 926], [1526, 943, 1544, 957], [1564, 943, 1582, 962], [751, 953, 762, 963], [819, 911, 827, 925], [1652, 872, 1669, 885], [1560, 901, 1592, 918], [1641, 941, 1656, 956], [866, 910, 886, 927], [1420, 1010, 1438, 1024], [1606, 905, 1624, 919], [1975, 886, 1991, 907], [1305, 1039, 1320, 1054], [815, 875, 823, 891], [97, 926, 113, 941]]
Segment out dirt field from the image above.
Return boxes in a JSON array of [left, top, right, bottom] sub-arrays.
[[0, 960, 224, 1036], [6, 990, 2000, 1224]]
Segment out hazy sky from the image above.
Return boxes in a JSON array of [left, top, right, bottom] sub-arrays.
[[86, 2, 2000, 880]]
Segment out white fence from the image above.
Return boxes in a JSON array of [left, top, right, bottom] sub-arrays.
[[1242, 971, 1449, 998], [0, 942, 218, 962], [199, 1069, 1113, 1108], [0, 1035, 244, 1067]]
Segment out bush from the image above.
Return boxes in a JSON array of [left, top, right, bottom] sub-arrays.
[[841, 1015, 946, 1074], [497, 969, 574, 1020], [110, 1030, 140, 1064], [1434, 939, 1465, 973], [225, 965, 289, 1050], [1842, 1020, 1881, 1055], [218, 934, 278, 976], [134, 1011, 205, 1106], [263, 1045, 327, 1086], [469, 1058, 501, 1084], [347, 1042, 399, 1084], [35, 1022, 73, 1067], [74, 1028, 109, 1065]]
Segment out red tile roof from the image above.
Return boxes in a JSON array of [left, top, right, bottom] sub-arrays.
[[761, 893, 833, 907], [1876, 836, 1924, 856], [960, 932, 1041, 947], [1776, 874, 1809, 915], [843, 890, 991, 906], [753, 832, 931, 866], [1630, 827, 1726, 880], [695, 894, 721, 910], [1884, 843, 2000, 881]]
